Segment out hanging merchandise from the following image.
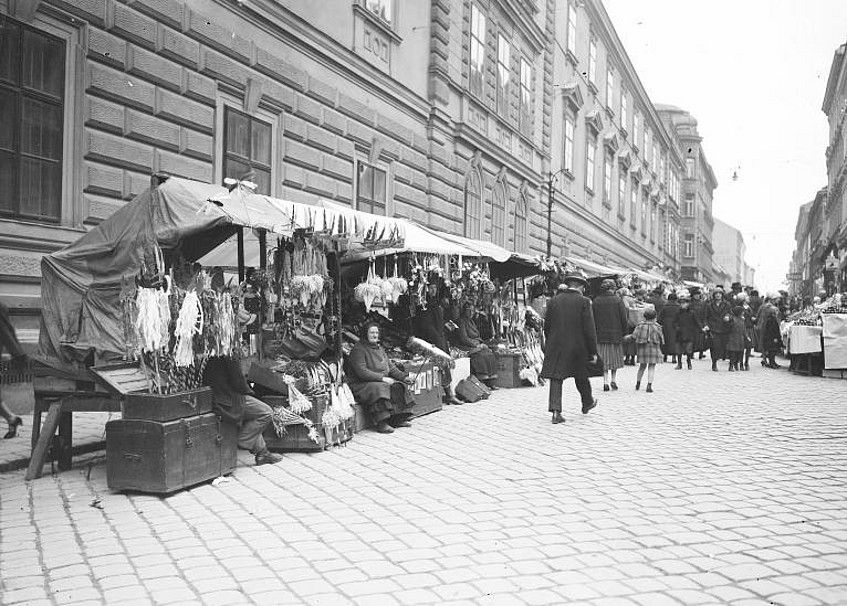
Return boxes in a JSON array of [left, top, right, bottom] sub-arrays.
[[172, 290, 204, 367], [386, 255, 408, 304], [354, 257, 384, 312]]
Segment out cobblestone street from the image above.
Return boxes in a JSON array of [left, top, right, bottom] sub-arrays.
[[2, 358, 847, 606]]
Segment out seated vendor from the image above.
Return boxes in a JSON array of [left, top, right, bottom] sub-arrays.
[[415, 281, 462, 406], [456, 302, 499, 390], [202, 356, 282, 466], [347, 322, 415, 434]]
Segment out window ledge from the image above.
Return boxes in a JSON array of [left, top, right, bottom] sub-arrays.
[[602, 198, 612, 209], [561, 168, 575, 182], [617, 211, 626, 222], [565, 49, 578, 67], [587, 81, 598, 96], [605, 105, 615, 120], [585, 186, 594, 197], [353, 3, 402, 44], [619, 127, 628, 139]]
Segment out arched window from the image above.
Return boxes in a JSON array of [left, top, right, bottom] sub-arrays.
[[464, 158, 483, 239], [513, 185, 529, 253], [491, 171, 508, 246]]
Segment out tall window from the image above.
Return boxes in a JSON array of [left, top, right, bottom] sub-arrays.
[[497, 35, 510, 118], [223, 107, 272, 194], [659, 151, 666, 183], [567, 3, 577, 55], [588, 38, 597, 85], [686, 157, 695, 178], [629, 179, 637, 226], [563, 113, 575, 173], [491, 180, 506, 246], [469, 4, 485, 98], [464, 167, 482, 239], [684, 193, 694, 217], [603, 151, 613, 207], [644, 129, 652, 166], [640, 189, 647, 235], [684, 233, 694, 258], [585, 137, 596, 194], [650, 203, 657, 241], [620, 91, 628, 130], [356, 161, 387, 215], [520, 59, 532, 134], [632, 112, 640, 149], [606, 67, 614, 108], [617, 172, 626, 217], [513, 193, 528, 253], [652, 142, 659, 173], [363, 0, 392, 23], [0, 19, 66, 221]]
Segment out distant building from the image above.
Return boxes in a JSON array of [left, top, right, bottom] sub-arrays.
[[822, 39, 847, 292], [656, 106, 717, 283], [790, 188, 828, 302], [712, 218, 755, 288]]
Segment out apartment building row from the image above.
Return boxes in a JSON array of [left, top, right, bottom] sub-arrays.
[[790, 39, 847, 300], [0, 0, 720, 332]]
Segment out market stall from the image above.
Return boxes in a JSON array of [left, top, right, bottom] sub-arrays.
[[783, 295, 847, 378], [32, 175, 406, 487]]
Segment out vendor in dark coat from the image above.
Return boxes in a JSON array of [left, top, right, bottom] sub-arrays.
[[658, 292, 681, 362], [347, 322, 416, 433], [203, 356, 282, 466], [540, 272, 598, 424], [689, 288, 708, 358], [415, 282, 462, 405], [456, 302, 499, 389], [702, 289, 733, 371]]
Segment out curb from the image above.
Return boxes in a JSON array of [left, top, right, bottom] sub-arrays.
[[0, 441, 106, 475]]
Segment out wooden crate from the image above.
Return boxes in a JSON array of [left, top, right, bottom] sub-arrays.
[[496, 352, 524, 388], [401, 361, 443, 419], [122, 388, 212, 422]]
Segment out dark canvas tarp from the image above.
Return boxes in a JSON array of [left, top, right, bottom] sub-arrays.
[[39, 177, 409, 369], [39, 178, 230, 368]]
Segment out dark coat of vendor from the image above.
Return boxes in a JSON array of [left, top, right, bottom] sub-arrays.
[[456, 302, 498, 389], [347, 322, 415, 434], [202, 357, 282, 466], [414, 282, 462, 405]]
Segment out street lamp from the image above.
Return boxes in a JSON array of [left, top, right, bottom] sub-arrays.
[[546, 168, 570, 259]]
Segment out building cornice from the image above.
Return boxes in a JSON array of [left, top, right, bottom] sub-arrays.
[[822, 43, 846, 114]]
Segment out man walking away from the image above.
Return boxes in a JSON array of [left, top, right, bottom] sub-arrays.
[[540, 272, 598, 425]]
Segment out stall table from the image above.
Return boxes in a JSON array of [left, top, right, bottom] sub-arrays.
[[822, 314, 847, 378], [786, 324, 823, 376]]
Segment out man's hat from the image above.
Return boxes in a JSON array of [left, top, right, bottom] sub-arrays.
[[561, 271, 588, 288], [688, 286, 701, 295], [731, 282, 742, 290]]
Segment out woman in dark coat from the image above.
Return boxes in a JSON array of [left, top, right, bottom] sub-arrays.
[[756, 296, 783, 369], [593, 279, 628, 392], [688, 289, 707, 359], [456, 302, 499, 389], [703, 289, 733, 371], [658, 292, 681, 364], [415, 282, 462, 405], [675, 296, 701, 369], [347, 322, 415, 433]]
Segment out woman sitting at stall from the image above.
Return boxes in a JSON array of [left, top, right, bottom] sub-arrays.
[[456, 302, 499, 389], [347, 322, 416, 434]]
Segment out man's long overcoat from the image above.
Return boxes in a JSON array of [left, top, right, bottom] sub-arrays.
[[540, 289, 598, 380]]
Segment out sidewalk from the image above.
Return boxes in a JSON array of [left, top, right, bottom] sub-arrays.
[[0, 412, 117, 473]]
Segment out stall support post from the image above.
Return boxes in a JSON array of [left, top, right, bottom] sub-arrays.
[[237, 227, 245, 283], [546, 169, 568, 259], [257, 228, 267, 359]]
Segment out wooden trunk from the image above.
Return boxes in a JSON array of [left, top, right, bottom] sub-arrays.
[[496, 352, 524, 388], [106, 413, 236, 494], [122, 388, 213, 422]]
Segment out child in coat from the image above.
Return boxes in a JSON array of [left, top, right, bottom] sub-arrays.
[[726, 306, 747, 371], [632, 308, 664, 393]]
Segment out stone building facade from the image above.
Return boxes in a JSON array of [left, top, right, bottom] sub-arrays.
[[712, 218, 754, 288], [822, 40, 847, 292], [547, 0, 683, 274], [657, 105, 717, 283], [0, 0, 687, 337]]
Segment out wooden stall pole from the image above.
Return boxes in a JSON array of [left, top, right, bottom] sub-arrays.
[[333, 241, 343, 357], [257, 228, 267, 359], [237, 227, 245, 283]]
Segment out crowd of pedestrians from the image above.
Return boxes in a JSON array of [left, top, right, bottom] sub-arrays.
[[540, 275, 785, 424]]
